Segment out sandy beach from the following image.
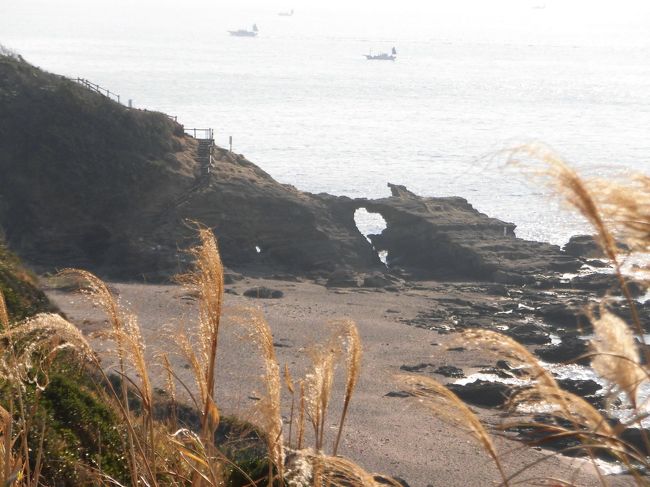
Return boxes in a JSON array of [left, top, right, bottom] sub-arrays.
[[45, 276, 636, 487]]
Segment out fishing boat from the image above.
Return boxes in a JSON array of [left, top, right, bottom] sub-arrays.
[[278, 9, 294, 16], [365, 47, 397, 61], [229, 24, 258, 37]]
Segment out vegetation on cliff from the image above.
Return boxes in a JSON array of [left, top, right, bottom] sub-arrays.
[[0, 240, 55, 320]]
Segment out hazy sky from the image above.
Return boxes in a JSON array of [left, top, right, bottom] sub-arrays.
[[2, 0, 649, 50]]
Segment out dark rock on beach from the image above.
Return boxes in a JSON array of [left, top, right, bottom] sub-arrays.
[[326, 269, 362, 288], [535, 336, 589, 364], [446, 380, 513, 407], [563, 235, 604, 259], [243, 286, 284, 299], [505, 323, 552, 345], [399, 363, 465, 378], [557, 378, 601, 397], [563, 234, 628, 259]]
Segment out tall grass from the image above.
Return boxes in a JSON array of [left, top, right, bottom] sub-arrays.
[[0, 227, 369, 486]]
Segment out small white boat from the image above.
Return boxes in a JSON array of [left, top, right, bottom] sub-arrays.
[[278, 9, 294, 17], [229, 24, 258, 37], [365, 47, 397, 61]]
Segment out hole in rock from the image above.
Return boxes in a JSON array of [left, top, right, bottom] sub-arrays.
[[353, 208, 388, 265]]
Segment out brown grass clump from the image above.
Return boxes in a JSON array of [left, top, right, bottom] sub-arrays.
[[0, 292, 98, 486]]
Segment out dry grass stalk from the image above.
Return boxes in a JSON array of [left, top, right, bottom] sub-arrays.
[[304, 337, 341, 451], [305, 450, 388, 487], [509, 385, 615, 439], [297, 381, 306, 450], [0, 313, 93, 382], [589, 307, 647, 408], [59, 269, 168, 485], [591, 174, 650, 255], [0, 403, 16, 485], [0, 291, 8, 331], [284, 364, 296, 447], [508, 145, 648, 359], [237, 307, 284, 484], [507, 144, 619, 263], [160, 353, 178, 429], [180, 228, 225, 442], [461, 329, 557, 388], [398, 374, 510, 487], [332, 320, 362, 456]]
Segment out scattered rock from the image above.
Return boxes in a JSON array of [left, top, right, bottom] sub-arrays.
[[243, 286, 284, 299], [535, 303, 587, 329], [535, 336, 589, 364], [399, 363, 465, 378], [326, 269, 362, 288], [223, 271, 244, 285], [557, 378, 601, 397], [505, 323, 551, 345], [478, 367, 515, 380], [374, 475, 410, 487], [434, 365, 465, 378], [385, 391, 411, 398], [563, 235, 603, 258], [564, 234, 627, 259], [363, 272, 398, 288], [493, 271, 534, 286], [446, 380, 513, 407], [399, 363, 434, 373]]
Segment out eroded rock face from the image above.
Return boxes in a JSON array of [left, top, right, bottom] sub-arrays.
[[358, 184, 581, 281]]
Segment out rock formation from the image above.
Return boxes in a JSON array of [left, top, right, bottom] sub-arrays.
[[0, 54, 583, 281]]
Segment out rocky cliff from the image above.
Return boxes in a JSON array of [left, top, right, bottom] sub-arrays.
[[0, 54, 581, 281]]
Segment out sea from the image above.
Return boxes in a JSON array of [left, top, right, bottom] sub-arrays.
[[2, 0, 649, 245]]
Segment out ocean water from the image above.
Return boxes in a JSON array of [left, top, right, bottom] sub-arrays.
[[2, 0, 649, 245]]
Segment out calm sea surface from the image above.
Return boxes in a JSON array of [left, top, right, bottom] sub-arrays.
[[3, 1, 649, 244]]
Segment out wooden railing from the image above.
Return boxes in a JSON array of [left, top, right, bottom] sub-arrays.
[[184, 128, 214, 140], [71, 78, 121, 104], [69, 76, 214, 142]]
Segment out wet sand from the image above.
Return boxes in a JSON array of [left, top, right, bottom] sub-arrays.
[[46, 277, 635, 487]]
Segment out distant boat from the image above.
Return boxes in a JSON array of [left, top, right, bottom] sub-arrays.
[[365, 47, 397, 61], [278, 9, 294, 16], [229, 24, 258, 37]]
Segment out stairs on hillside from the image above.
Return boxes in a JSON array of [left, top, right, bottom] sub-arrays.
[[197, 139, 214, 176]]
